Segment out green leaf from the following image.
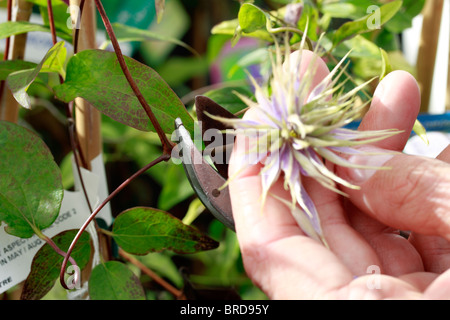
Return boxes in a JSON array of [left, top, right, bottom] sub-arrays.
[[238, 3, 268, 33], [111, 207, 219, 255], [0, 121, 63, 238], [298, 2, 320, 42], [202, 86, 253, 115], [0, 60, 37, 81], [21, 230, 91, 300], [211, 19, 273, 43], [332, 0, 403, 47], [321, 0, 376, 20], [0, 21, 72, 42], [53, 49, 195, 135], [99, 23, 197, 57], [89, 261, 146, 300], [332, 34, 381, 58], [6, 41, 66, 109], [385, 0, 425, 33]]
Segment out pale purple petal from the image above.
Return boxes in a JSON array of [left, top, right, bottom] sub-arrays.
[[255, 91, 281, 126], [261, 152, 281, 196], [330, 128, 359, 140], [328, 146, 363, 155]]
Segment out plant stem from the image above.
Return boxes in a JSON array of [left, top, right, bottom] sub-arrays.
[[93, 0, 175, 155], [118, 248, 185, 299], [47, 0, 57, 45], [34, 229, 81, 288], [59, 153, 170, 289]]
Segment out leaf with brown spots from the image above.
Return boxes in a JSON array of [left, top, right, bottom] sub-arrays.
[[111, 207, 219, 255], [0, 121, 63, 239], [89, 261, 146, 300], [21, 230, 91, 300], [53, 49, 195, 135]]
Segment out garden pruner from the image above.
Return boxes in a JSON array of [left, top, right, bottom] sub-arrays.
[[174, 118, 235, 231]]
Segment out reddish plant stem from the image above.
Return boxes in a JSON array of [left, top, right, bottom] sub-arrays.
[[93, 0, 175, 155], [36, 231, 80, 287], [118, 248, 185, 299], [46, 0, 58, 45], [59, 153, 171, 289]]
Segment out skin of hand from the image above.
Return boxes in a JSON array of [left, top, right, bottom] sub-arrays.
[[228, 50, 450, 300]]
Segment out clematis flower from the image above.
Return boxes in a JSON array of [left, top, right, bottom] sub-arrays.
[[209, 39, 399, 245]]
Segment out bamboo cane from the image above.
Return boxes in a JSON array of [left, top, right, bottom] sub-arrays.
[[417, 0, 444, 113], [70, 0, 102, 171], [69, 1, 113, 289], [0, 0, 33, 122]]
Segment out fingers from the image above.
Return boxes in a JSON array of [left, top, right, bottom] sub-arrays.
[[437, 145, 450, 162], [229, 133, 355, 299], [407, 146, 450, 274], [317, 70, 422, 276], [340, 150, 450, 241], [358, 70, 421, 151], [228, 50, 357, 298], [340, 71, 450, 246], [424, 268, 450, 299], [339, 70, 425, 275]]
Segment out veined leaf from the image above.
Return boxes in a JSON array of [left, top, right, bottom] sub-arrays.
[[53, 49, 195, 135], [238, 3, 269, 34], [6, 41, 66, 109], [0, 60, 37, 81], [89, 261, 146, 300], [111, 207, 219, 255], [212, 19, 273, 43], [332, 0, 403, 47], [21, 230, 91, 300], [0, 121, 63, 238], [385, 0, 425, 33], [0, 21, 72, 42]]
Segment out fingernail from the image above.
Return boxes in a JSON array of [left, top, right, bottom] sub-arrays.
[[346, 147, 396, 184]]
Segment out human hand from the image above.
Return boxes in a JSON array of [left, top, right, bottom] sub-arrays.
[[228, 50, 450, 299]]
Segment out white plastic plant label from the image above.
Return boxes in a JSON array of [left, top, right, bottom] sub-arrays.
[[0, 153, 111, 294]]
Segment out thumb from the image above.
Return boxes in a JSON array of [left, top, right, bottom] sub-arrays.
[[337, 148, 450, 240]]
